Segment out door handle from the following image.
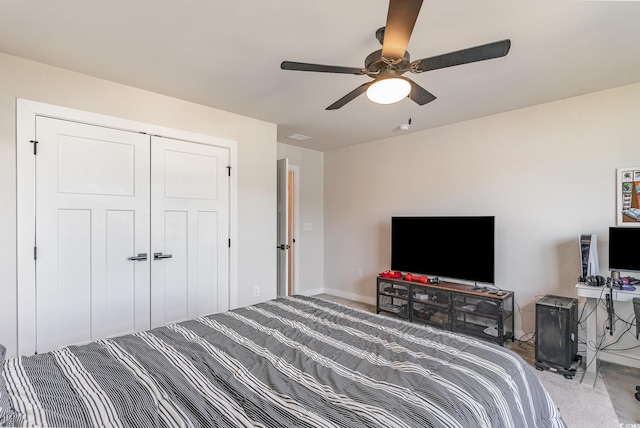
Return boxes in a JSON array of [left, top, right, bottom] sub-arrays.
[[128, 253, 148, 261], [277, 244, 290, 250], [154, 252, 173, 260]]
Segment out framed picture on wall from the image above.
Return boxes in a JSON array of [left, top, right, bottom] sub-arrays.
[[617, 166, 640, 226]]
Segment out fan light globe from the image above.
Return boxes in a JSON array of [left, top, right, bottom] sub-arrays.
[[366, 78, 411, 104]]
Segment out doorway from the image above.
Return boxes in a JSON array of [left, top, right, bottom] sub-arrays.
[[277, 159, 299, 297], [288, 166, 300, 295]]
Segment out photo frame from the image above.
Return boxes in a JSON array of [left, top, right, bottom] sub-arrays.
[[616, 166, 640, 226]]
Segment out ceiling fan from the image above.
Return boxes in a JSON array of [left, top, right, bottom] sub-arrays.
[[281, 0, 511, 110]]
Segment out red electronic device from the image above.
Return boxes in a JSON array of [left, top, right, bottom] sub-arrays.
[[404, 273, 428, 284], [379, 270, 403, 279]]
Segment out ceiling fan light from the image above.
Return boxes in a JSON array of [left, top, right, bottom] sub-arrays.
[[366, 78, 411, 105]]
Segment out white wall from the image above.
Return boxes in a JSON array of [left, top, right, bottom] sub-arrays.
[[276, 144, 325, 296], [0, 52, 278, 358], [3, 50, 639, 354], [324, 82, 640, 337]]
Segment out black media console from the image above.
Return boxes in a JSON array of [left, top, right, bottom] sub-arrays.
[[376, 276, 515, 346]]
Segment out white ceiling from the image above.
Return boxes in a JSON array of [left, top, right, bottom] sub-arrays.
[[1, 1, 640, 151]]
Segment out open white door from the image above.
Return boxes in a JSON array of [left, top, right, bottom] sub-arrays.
[[277, 158, 289, 297]]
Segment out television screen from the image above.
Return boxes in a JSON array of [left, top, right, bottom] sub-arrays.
[[609, 227, 640, 272], [391, 216, 495, 284]]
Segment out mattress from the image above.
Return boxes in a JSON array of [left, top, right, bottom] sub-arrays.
[[1, 296, 566, 427]]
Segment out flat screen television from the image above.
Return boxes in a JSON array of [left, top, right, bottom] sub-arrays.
[[609, 227, 640, 272], [391, 216, 495, 284]]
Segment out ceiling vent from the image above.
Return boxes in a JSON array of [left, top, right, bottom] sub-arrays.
[[287, 133, 311, 141]]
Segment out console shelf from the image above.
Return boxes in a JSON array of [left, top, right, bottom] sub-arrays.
[[376, 276, 515, 346]]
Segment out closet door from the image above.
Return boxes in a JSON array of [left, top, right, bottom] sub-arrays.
[[150, 136, 229, 327], [35, 117, 150, 353]]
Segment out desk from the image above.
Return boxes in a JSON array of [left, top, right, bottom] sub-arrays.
[[575, 283, 640, 386]]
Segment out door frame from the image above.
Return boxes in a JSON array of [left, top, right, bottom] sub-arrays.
[[16, 98, 238, 356]]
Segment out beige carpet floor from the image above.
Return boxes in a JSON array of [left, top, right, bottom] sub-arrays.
[[315, 293, 635, 427], [599, 361, 640, 424], [508, 341, 620, 427]]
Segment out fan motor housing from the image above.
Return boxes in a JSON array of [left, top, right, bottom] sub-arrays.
[[365, 49, 411, 77]]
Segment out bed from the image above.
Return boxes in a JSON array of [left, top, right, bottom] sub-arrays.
[[1, 295, 566, 427]]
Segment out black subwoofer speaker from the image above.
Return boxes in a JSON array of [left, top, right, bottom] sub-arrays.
[[535, 295, 578, 370]]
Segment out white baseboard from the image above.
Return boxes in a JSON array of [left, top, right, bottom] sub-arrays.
[[321, 287, 376, 306], [293, 287, 325, 298]]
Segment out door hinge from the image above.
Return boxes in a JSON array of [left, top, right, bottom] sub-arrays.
[[227, 166, 231, 177], [30, 140, 38, 155], [34, 246, 37, 260], [228, 239, 231, 248]]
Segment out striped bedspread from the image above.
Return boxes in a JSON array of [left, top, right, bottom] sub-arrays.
[[1, 296, 566, 427]]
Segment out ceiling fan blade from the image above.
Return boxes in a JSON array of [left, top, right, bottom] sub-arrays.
[[281, 61, 365, 75], [326, 81, 374, 110], [411, 39, 511, 73], [407, 79, 436, 105], [381, 0, 423, 60]]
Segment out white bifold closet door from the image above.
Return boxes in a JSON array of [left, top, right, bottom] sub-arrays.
[[35, 117, 229, 354]]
